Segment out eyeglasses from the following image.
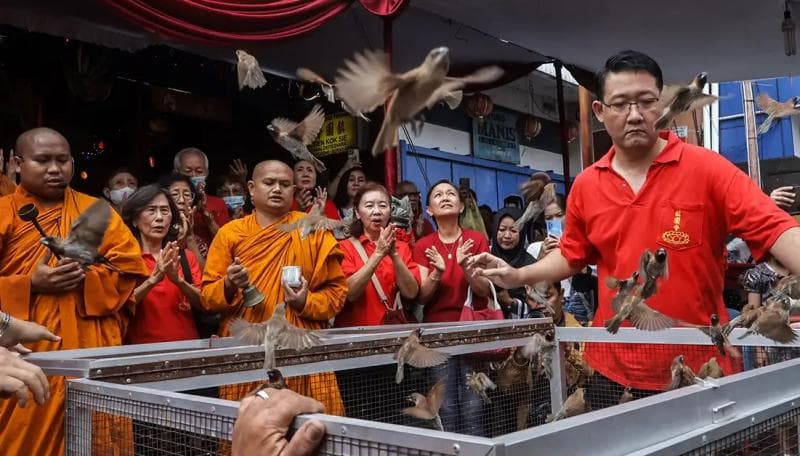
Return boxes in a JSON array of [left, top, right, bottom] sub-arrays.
[[601, 97, 660, 115], [170, 191, 194, 202]]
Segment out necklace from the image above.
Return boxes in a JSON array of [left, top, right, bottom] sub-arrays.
[[439, 230, 462, 260]]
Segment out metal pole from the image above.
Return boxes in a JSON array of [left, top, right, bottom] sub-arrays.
[[578, 85, 594, 168], [555, 61, 572, 193], [742, 81, 762, 188], [383, 17, 398, 194]]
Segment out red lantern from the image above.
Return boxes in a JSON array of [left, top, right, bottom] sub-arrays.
[[516, 114, 542, 141], [464, 93, 494, 124]]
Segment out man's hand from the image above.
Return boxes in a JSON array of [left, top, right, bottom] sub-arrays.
[[30, 252, 85, 294], [466, 252, 522, 289], [0, 347, 49, 407], [225, 257, 250, 291], [0, 316, 60, 348], [770, 186, 796, 210], [283, 277, 309, 313], [229, 159, 249, 185], [232, 388, 325, 456]]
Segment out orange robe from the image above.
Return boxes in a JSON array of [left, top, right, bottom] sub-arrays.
[[202, 211, 346, 415], [0, 186, 149, 455]]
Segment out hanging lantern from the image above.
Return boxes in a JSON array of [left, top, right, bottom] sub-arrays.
[[566, 122, 579, 144], [516, 114, 542, 141], [464, 93, 494, 125]]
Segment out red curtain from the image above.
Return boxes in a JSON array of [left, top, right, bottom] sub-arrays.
[[101, 0, 407, 44]]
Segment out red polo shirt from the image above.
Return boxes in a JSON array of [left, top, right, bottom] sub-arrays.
[[335, 236, 420, 327], [561, 131, 798, 390]]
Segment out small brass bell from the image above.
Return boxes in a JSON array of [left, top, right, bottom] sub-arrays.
[[242, 284, 265, 308]]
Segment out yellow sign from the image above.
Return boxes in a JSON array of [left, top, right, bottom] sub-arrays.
[[308, 113, 357, 157], [661, 210, 690, 245]]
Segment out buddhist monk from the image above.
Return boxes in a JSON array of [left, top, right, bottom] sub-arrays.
[[0, 127, 149, 455], [201, 160, 346, 414]]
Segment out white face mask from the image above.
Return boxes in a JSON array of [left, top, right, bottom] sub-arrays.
[[109, 186, 136, 205]]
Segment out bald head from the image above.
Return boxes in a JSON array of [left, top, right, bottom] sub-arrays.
[[15, 128, 70, 158], [249, 160, 295, 216], [14, 127, 73, 203]]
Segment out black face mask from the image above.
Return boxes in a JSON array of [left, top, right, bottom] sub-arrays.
[[571, 271, 596, 293]]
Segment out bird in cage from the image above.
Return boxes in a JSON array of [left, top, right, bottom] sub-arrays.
[[697, 357, 724, 380], [267, 104, 328, 172], [604, 268, 674, 334], [514, 181, 557, 231], [295, 68, 370, 121], [332, 47, 504, 156], [655, 72, 717, 130], [402, 378, 446, 431], [229, 303, 323, 370], [39, 199, 119, 271], [278, 192, 349, 239], [393, 328, 449, 384], [521, 331, 555, 380], [619, 386, 634, 404], [564, 344, 593, 389], [697, 314, 741, 358], [639, 248, 669, 299], [465, 372, 496, 404], [235, 50, 267, 90], [667, 355, 705, 390], [756, 93, 800, 135], [737, 293, 797, 344], [545, 387, 588, 423]]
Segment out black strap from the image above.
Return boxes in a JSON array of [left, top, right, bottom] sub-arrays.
[[178, 248, 193, 284]]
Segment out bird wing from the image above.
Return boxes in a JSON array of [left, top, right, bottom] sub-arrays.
[[426, 66, 504, 109], [402, 405, 435, 420], [758, 311, 798, 343], [776, 275, 800, 299], [667, 368, 682, 390], [66, 199, 111, 249], [428, 378, 447, 413], [276, 324, 322, 351], [659, 84, 688, 108], [520, 179, 545, 201], [687, 93, 718, 112], [756, 93, 777, 113], [405, 343, 449, 368], [292, 104, 325, 145], [514, 201, 544, 231], [629, 302, 675, 331], [479, 373, 497, 390], [271, 117, 299, 136], [296, 67, 333, 86], [334, 49, 406, 114], [520, 333, 548, 359], [229, 318, 267, 345], [313, 217, 349, 232]]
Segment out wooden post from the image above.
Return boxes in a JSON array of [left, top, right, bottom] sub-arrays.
[[578, 85, 594, 169], [555, 61, 571, 193], [742, 80, 762, 188]]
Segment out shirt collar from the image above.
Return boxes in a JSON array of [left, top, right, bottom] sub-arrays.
[[594, 131, 683, 169]]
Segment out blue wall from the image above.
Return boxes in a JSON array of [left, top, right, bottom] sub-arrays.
[[719, 77, 800, 164], [399, 140, 566, 212]]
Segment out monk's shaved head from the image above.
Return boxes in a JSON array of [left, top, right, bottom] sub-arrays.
[[15, 127, 70, 158], [252, 160, 292, 180]]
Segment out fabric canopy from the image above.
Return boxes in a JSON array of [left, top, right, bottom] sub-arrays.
[[100, 0, 408, 44]]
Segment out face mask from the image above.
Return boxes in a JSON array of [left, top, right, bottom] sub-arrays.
[[189, 175, 206, 189], [222, 195, 245, 210], [109, 187, 135, 205], [546, 217, 564, 239]]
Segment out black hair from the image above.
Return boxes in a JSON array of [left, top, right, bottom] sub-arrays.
[[425, 179, 460, 206], [348, 182, 391, 238], [105, 167, 137, 188], [595, 50, 664, 102], [121, 184, 182, 246], [157, 172, 199, 208], [333, 166, 365, 209]]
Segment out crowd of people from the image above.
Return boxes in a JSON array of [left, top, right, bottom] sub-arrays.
[[0, 48, 798, 455]]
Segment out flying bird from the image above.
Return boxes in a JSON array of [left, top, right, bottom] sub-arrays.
[[697, 357, 724, 380], [393, 328, 449, 384], [267, 104, 327, 172], [229, 303, 323, 370], [402, 378, 446, 431], [639, 248, 668, 299], [698, 314, 741, 358], [655, 72, 718, 130], [278, 199, 349, 239], [333, 47, 504, 156], [520, 331, 556, 380], [235, 50, 267, 90], [40, 199, 118, 271], [546, 388, 588, 423], [466, 372, 496, 404], [737, 294, 798, 344], [604, 270, 674, 333], [295, 67, 370, 120], [514, 181, 557, 231], [775, 274, 800, 300], [756, 93, 800, 134]]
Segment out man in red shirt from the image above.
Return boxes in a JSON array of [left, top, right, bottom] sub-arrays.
[[469, 50, 800, 407], [174, 147, 231, 249]]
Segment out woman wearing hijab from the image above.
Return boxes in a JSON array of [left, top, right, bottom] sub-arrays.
[[491, 207, 539, 319]]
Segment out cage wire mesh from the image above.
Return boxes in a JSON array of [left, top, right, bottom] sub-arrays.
[[681, 408, 800, 456]]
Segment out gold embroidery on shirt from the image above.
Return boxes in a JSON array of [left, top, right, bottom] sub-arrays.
[[662, 210, 690, 245]]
